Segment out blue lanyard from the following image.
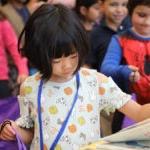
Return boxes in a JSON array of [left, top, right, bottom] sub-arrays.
[[37, 72, 80, 150]]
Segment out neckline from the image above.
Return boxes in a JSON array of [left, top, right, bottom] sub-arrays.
[[130, 28, 150, 41], [46, 75, 76, 87]]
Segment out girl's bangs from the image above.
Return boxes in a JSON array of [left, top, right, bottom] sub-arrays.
[[54, 44, 76, 58], [51, 34, 78, 58]]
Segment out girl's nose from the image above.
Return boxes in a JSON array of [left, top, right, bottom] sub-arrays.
[[62, 58, 72, 69]]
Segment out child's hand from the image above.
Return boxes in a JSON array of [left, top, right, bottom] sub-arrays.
[[128, 65, 139, 72], [0, 120, 16, 141], [128, 65, 140, 82], [129, 71, 140, 82]]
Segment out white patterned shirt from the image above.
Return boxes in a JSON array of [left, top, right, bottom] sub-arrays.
[[16, 68, 131, 150]]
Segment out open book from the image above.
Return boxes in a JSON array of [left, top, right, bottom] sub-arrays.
[[80, 118, 150, 150]]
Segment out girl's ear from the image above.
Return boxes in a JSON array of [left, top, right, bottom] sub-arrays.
[[80, 6, 88, 16]]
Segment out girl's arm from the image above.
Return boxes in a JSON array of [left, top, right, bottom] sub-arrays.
[[96, 72, 150, 122], [119, 100, 150, 122], [0, 120, 34, 144]]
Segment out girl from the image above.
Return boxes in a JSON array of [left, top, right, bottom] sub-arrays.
[[0, 4, 150, 150], [74, 0, 102, 68], [74, 0, 101, 32]]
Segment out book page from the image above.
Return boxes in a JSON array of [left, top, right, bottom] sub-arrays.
[[80, 140, 150, 150], [96, 140, 150, 150], [80, 119, 150, 150], [101, 119, 150, 142]]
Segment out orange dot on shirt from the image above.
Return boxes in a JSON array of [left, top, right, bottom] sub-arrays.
[[35, 74, 41, 81], [64, 87, 73, 95], [81, 70, 90, 76], [87, 104, 93, 112], [99, 87, 106, 95], [68, 124, 77, 133]]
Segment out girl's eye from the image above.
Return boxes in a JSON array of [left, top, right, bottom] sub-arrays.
[[70, 54, 78, 59], [53, 59, 61, 63], [110, 2, 119, 7]]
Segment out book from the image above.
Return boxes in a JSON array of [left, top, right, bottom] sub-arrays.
[[80, 118, 150, 150]]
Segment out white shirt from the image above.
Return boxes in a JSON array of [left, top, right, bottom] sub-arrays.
[[16, 68, 131, 150]]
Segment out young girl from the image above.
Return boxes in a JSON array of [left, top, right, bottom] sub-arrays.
[[0, 4, 150, 150], [74, 0, 102, 68], [74, 0, 101, 32]]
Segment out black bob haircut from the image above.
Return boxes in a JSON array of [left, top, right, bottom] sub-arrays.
[[75, 0, 99, 9], [128, 0, 150, 16], [19, 4, 89, 81], [75, 0, 99, 18]]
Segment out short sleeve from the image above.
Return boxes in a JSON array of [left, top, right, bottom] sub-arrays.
[[98, 77, 131, 115], [15, 81, 34, 128]]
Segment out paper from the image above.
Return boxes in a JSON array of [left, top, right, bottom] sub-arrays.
[[80, 119, 150, 150]]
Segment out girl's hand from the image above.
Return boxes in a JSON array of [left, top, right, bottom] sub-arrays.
[[0, 120, 16, 141]]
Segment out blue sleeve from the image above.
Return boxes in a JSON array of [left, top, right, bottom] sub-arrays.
[[100, 36, 132, 82]]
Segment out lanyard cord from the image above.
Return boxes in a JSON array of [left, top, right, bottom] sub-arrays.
[[37, 79, 44, 150], [37, 72, 80, 150]]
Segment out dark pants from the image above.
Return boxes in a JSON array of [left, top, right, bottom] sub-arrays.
[[111, 110, 124, 133], [0, 80, 12, 99]]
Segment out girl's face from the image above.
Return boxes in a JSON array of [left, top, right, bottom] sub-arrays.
[[50, 52, 79, 82], [132, 5, 150, 37], [103, 0, 128, 26], [83, 2, 101, 23]]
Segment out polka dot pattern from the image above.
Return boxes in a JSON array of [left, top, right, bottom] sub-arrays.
[[16, 69, 131, 150]]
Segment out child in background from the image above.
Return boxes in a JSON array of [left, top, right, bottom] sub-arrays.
[[74, 0, 101, 32], [74, 0, 102, 68], [90, 0, 131, 134], [101, 0, 150, 128], [1, 4, 150, 150], [0, 11, 28, 99], [90, 0, 130, 70]]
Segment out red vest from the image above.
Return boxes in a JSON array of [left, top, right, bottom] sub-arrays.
[[119, 35, 150, 104]]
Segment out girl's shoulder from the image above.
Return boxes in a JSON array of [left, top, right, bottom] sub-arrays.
[[19, 72, 42, 97], [20, 72, 41, 93], [79, 67, 109, 83]]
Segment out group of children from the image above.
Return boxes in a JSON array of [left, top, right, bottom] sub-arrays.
[[0, 0, 149, 150], [0, 0, 150, 150], [100, 0, 150, 132]]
